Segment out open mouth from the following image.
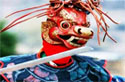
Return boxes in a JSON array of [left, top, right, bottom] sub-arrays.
[[58, 35, 88, 47]]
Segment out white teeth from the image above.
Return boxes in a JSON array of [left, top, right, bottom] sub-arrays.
[[74, 37, 79, 39], [66, 36, 88, 47], [67, 36, 86, 42], [69, 42, 81, 47], [67, 36, 75, 42]]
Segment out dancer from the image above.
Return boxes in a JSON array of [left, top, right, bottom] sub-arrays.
[[0, 0, 124, 82]]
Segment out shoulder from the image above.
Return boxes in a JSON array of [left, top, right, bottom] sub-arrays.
[[0, 54, 37, 68], [72, 55, 106, 67], [71, 55, 111, 82]]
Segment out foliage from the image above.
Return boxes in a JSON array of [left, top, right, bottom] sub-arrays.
[[0, 20, 17, 57]]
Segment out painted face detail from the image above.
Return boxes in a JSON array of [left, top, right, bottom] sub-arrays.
[[42, 8, 93, 48]]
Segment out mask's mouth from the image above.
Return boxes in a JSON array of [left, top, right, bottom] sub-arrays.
[[58, 35, 89, 48]]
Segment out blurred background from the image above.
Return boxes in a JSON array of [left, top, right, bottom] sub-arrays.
[[0, 0, 125, 76]]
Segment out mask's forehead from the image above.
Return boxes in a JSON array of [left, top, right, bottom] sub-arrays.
[[59, 8, 87, 24]]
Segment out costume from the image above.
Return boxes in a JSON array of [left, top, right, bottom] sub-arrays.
[[0, 0, 125, 82], [0, 49, 125, 82], [0, 52, 117, 82]]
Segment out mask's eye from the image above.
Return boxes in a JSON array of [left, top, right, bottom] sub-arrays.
[[60, 21, 70, 29]]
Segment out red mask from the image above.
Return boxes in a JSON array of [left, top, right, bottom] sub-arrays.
[[42, 7, 93, 49]]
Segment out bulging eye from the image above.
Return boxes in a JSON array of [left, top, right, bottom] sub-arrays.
[[60, 21, 70, 29]]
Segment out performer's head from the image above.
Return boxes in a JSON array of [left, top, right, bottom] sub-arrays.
[[42, 7, 93, 49]]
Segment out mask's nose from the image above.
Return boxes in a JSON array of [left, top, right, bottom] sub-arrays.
[[74, 26, 93, 38]]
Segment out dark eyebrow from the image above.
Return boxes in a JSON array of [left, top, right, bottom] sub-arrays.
[[70, 21, 90, 27], [72, 22, 77, 25], [82, 22, 90, 27], [71, 21, 90, 27]]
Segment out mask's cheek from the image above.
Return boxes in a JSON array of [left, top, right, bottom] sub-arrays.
[[42, 27, 62, 44], [49, 27, 61, 42]]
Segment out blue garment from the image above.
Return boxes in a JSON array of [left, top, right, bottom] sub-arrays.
[[112, 76, 125, 82], [0, 53, 124, 82]]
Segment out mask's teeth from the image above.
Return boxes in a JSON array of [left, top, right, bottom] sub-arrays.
[[67, 36, 75, 42], [66, 36, 88, 47], [73, 36, 84, 41], [74, 37, 79, 40], [69, 42, 81, 47], [67, 36, 82, 47]]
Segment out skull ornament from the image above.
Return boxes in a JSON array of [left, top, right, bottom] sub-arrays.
[[42, 8, 93, 48]]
